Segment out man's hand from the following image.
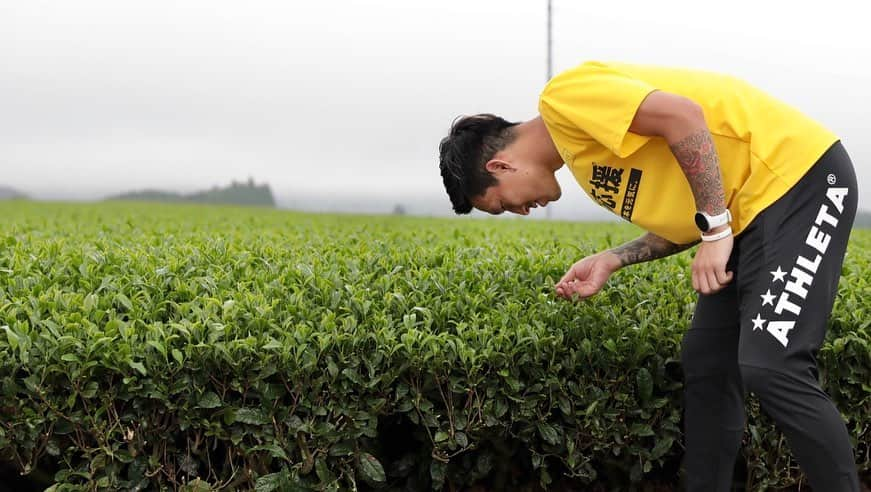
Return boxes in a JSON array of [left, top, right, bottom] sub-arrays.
[[555, 251, 622, 300], [692, 229, 734, 294]]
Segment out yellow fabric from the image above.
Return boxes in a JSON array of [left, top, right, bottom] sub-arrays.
[[538, 61, 839, 244]]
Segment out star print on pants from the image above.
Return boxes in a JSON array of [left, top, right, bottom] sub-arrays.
[[751, 313, 766, 331], [770, 266, 787, 283], [760, 289, 776, 306]]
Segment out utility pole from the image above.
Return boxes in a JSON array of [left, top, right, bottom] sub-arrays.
[[547, 0, 553, 82], [546, 0, 553, 219]]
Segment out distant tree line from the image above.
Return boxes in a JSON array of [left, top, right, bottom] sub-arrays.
[[107, 177, 276, 207], [0, 186, 27, 200]]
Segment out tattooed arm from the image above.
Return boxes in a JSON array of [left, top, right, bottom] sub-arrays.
[[629, 90, 727, 216], [556, 90, 734, 300], [609, 232, 698, 268], [668, 131, 727, 215], [627, 89, 734, 294], [554, 232, 698, 300]]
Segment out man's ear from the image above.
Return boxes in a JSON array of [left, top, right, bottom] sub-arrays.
[[485, 159, 514, 175]]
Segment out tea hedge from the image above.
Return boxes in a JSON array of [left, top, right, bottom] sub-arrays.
[[0, 201, 868, 491]]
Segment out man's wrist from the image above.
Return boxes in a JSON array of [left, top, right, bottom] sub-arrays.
[[601, 251, 624, 272], [706, 224, 730, 235]]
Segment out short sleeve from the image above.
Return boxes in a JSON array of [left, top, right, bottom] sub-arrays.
[[539, 61, 658, 158]]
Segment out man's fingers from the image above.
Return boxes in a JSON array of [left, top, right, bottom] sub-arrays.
[[555, 281, 574, 299], [703, 267, 734, 294], [707, 270, 722, 294], [698, 270, 712, 295], [692, 262, 732, 295], [555, 279, 596, 301]]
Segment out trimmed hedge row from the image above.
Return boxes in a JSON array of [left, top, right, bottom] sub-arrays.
[[0, 202, 868, 491]]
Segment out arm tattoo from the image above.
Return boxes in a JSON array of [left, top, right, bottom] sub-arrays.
[[669, 130, 727, 215], [610, 232, 697, 268]]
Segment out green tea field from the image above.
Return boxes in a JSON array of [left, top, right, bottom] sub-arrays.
[[1, 201, 868, 491]]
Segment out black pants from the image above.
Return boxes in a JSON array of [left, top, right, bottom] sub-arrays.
[[680, 141, 860, 491]]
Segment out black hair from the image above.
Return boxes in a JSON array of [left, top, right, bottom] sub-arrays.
[[438, 114, 519, 214]]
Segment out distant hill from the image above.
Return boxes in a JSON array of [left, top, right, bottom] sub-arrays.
[[0, 185, 27, 200], [108, 178, 276, 207]]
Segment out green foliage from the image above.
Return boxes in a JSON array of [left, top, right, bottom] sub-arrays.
[[0, 201, 867, 490]]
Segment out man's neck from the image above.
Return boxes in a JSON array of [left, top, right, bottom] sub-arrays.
[[513, 117, 564, 171]]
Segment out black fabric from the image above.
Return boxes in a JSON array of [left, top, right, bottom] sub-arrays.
[[680, 141, 860, 491]]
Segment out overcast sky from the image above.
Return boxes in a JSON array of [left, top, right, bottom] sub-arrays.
[[2, 0, 869, 218]]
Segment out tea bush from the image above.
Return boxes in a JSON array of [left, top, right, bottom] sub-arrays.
[[0, 202, 867, 490]]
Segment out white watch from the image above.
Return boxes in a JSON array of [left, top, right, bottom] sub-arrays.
[[694, 209, 732, 233]]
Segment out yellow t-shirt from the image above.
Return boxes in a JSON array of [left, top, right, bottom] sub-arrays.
[[538, 61, 838, 244]]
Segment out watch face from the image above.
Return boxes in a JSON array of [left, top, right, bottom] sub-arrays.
[[694, 213, 709, 232]]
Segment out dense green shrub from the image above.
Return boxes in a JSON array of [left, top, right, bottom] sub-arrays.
[[0, 202, 868, 491]]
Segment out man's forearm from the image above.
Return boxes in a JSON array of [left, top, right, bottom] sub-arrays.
[[609, 232, 697, 268], [668, 129, 727, 215]]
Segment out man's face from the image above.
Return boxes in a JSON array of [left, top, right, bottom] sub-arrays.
[[472, 160, 562, 215]]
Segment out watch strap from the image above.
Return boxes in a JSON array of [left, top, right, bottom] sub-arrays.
[[701, 226, 733, 242]]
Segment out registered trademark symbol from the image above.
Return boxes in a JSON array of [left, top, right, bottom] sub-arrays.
[[827, 174, 837, 185]]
